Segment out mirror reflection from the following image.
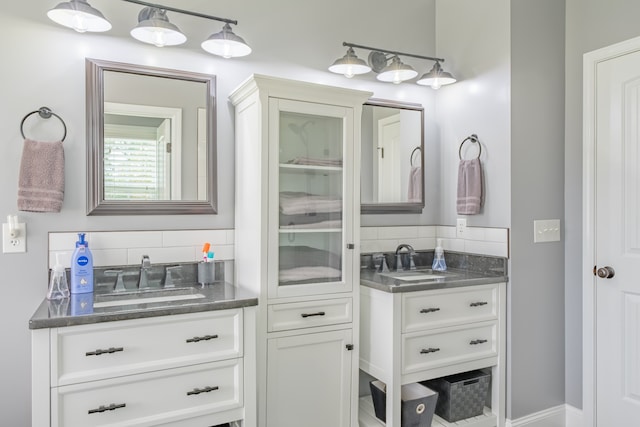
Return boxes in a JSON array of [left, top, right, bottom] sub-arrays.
[[361, 100, 424, 213], [86, 59, 217, 215]]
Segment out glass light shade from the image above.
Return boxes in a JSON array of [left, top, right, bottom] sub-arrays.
[[416, 62, 457, 89], [376, 56, 418, 84], [201, 23, 252, 58], [47, 0, 111, 33], [328, 47, 371, 78], [130, 7, 187, 47]]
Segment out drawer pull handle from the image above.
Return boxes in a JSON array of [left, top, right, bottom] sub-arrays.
[[301, 311, 326, 318], [88, 403, 126, 414], [187, 386, 219, 396], [85, 347, 124, 356], [420, 347, 441, 354], [470, 339, 488, 345], [470, 301, 488, 307], [186, 334, 219, 343], [420, 307, 440, 314]]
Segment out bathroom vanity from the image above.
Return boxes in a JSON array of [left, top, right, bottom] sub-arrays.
[[30, 282, 258, 427], [358, 253, 507, 427]]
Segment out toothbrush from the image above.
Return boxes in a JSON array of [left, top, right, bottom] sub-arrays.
[[202, 243, 211, 262]]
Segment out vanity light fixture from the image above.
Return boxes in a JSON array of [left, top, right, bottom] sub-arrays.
[[329, 42, 456, 88], [47, 0, 251, 58], [47, 0, 112, 33], [130, 7, 186, 47]]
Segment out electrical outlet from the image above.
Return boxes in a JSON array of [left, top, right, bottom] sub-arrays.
[[456, 218, 467, 238], [2, 222, 26, 253]]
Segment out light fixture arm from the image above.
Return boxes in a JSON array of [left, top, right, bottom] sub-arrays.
[[121, 0, 238, 25], [342, 42, 444, 64]]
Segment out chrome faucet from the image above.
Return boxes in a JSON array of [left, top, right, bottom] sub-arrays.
[[137, 255, 152, 289], [395, 244, 416, 271]]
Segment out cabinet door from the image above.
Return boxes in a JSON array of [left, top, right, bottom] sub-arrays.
[[268, 98, 355, 299], [266, 329, 353, 427]]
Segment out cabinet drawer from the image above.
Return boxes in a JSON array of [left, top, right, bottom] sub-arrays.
[[52, 310, 242, 386], [52, 358, 242, 427], [402, 284, 498, 332], [402, 322, 497, 374], [268, 298, 352, 332]]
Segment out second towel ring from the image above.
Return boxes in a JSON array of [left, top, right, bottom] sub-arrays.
[[459, 134, 481, 160], [20, 107, 67, 142], [410, 146, 421, 167]]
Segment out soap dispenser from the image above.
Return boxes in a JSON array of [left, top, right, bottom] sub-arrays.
[[432, 239, 447, 271], [47, 253, 69, 300]]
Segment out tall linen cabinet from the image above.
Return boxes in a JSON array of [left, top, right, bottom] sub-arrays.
[[230, 75, 371, 427]]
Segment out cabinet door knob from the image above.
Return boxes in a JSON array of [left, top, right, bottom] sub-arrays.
[[347, 243, 355, 249], [346, 344, 354, 351], [595, 266, 615, 279]]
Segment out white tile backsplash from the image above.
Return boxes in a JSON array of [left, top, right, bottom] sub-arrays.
[[361, 225, 509, 258], [49, 229, 234, 269]]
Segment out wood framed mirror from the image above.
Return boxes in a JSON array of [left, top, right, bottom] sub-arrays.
[[361, 99, 424, 214], [86, 58, 217, 215]]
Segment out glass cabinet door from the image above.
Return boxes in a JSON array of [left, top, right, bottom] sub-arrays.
[[268, 98, 355, 299]]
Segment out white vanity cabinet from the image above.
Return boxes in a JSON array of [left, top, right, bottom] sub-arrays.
[[230, 75, 372, 427], [32, 308, 257, 427], [359, 283, 506, 427]]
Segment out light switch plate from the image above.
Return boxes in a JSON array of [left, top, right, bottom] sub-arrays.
[[533, 219, 560, 243]]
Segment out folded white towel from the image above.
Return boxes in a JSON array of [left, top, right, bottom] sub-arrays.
[[18, 139, 65, 213], [456, 158, 483, 215], [279, 191, 342, 215]]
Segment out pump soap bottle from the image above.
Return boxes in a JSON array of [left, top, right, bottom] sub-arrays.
[[432, 238, 447, 272], [70, 233, 94, 294], [47, 253, 70, 300]]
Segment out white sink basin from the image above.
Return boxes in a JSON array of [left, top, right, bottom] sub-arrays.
[[94, 293, 206, 308]]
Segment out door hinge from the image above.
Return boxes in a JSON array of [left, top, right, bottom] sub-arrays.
[[166, 142, 172, 153], [347, 243, 355, 250], [346, 344, 354, 351]]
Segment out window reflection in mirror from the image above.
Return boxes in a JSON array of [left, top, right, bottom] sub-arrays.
[[361, 100, 424, 214], [86, 59, 217, 215]]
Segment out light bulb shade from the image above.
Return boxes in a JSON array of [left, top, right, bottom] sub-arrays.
[[376, 56, 418, 84], [47, 0, 111, 33], [416, 62, 457, 89], [328, 47, 371, 78], [201, 23, 252, 58], [130, 7, 187, 47]]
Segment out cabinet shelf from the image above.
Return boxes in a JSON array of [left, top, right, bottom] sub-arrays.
[[358, 396, 497, 427], [279, 163, 343, 173]]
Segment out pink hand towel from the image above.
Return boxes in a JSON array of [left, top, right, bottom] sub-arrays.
[[18, 139, 65, 213], [456, 158, 483, 215]]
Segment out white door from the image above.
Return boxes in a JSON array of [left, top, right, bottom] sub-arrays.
[[377, 114, 401, 202], [266, 329, 353, 427], [587, 40, 640, 426]]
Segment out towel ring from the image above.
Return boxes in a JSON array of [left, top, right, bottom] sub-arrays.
[[410, 146, 421, 167], [458, 134, 481, 160], [20, 107, 67, 142]]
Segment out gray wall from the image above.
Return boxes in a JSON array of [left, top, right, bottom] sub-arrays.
[[0, 1, 436, 425], [564, 0, 640, 410], [510, 0, 566, 418]]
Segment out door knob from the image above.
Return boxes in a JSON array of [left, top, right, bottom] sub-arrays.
[[595, 266, 615, 279]]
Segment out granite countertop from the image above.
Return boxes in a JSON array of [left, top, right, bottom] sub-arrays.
[[29, 282, 258, 330], [360, 251, 508, 293]]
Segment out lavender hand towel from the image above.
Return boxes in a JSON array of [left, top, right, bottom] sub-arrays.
[[18, 139, 65, 213], [456, 158, 483, 215]]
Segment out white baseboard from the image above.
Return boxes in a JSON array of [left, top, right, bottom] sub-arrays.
[[565, 405, 584, 427], [506, 404, 568, 427]]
